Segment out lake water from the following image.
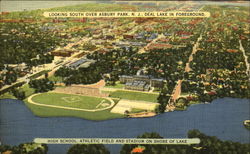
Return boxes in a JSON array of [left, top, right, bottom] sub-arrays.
[[0, 98, 249, 154]]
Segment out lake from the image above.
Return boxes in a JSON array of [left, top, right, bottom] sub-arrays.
[[0, 97, 249, 154]]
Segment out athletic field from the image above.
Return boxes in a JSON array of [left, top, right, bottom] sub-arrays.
[[30, 92, 114, 111], [109, 90, 159, 103]]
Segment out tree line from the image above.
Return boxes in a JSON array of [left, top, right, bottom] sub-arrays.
[[0, 22, 61, 65], [2, 130, 248, 154], [0, 143, 48, 154]]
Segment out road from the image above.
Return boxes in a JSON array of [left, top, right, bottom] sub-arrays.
[[166, 34, 202, 111], [185, 34, 203, 72], [239, 40, 250, 81]]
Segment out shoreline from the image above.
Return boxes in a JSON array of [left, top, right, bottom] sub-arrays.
[[1, 97, 249, 154], [1, 97, 249, 121]]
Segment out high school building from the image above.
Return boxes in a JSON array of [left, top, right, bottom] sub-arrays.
[[119, 75, 165, 91]]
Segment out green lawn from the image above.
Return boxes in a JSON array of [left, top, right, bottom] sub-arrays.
[[19, 84, 35, 97], [0, 92, 16, 99], [104, 83, 124, 89], [175, 106, 187, 111], [48, 75, 63, 83], [130, 108, 146, 113], [0, 84, 35, 100], [153, 87, 161, 92], [109, 90, 159, 103], [188, 101, 201, 105], [31, 93, 111, 110], [180, 92, 191, 97]]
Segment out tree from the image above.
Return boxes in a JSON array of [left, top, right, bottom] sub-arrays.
[[0, 145, 12, 153], [176, 97, 189, 106], [0, 63, 4, 71], [157, 85, 170, 113], [0, 142, 47, 154], [4, 70, 18, 85], [121, 130, 250, 154], [45, 72, 48, 79], [11, 89, 26, 100], [29, 78, 54, 93], [67, 144, 109, 154], [124, 110, 130, 118]]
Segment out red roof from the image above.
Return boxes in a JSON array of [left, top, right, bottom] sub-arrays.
[[131, 147, 145, 153], [208, 91, 217, 95], [227, 49, 238, 53], [1, 12, 10, 15]]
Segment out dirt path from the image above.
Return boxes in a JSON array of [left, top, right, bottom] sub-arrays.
[[27, 92, 115, 112], [185, 34, 202, 72]]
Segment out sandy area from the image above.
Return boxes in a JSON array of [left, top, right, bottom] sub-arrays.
[[54, 86, 108, 97], [71, 80, 105, 88], [128, 112, 156, 118]]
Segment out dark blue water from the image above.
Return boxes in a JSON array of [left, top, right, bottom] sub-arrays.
[[0, 98, 249, 154]]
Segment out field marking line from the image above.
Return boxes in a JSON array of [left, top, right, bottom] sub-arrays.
[[95, 100, 106, 109], [61, 96, 81, 103], [48, 91, 107, 99], [27, 93, 115, 112]]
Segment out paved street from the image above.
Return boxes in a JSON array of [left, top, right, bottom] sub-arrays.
[[239, 40, 250, 80]]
